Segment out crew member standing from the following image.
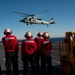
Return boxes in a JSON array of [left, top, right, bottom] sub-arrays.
[[2, 28, 19, 75], [21, 31, 37, 75], [34, 32, 44, 73], [41, 32, 52, 75]]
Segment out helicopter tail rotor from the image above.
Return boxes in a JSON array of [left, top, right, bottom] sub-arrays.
[[49, 18, 55, 24]]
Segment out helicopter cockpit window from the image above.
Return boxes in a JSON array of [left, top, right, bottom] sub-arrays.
[[29, 18, 31, 21], [37, 18, 42, 20], [24, 18, 27, 19]]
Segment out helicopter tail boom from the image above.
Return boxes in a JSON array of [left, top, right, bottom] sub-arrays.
[[49, 18, 55, 24]]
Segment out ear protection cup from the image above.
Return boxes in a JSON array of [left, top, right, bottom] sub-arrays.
[[24, 34, 26, 38], [37, 33, 39, 36]]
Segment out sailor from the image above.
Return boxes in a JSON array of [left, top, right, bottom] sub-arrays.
[[2, 28, 19, 75], [34, 32, 44, 74], [41, 32, 52, 75], [21, 31, 37, 75]]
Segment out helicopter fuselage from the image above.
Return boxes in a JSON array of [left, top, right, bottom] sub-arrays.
[[19, 17, 50, 25]]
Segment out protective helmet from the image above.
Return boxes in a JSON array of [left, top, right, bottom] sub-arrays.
[[4, 28, 12, 35], [37, 32, 43, 37], [25, 31, 33, 38], [43, 32, 50, 38]]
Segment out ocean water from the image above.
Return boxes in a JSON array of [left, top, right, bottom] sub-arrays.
[[50, 37, 65, 42], [0, 37, 65, 44], [18, 37, 65, 43]]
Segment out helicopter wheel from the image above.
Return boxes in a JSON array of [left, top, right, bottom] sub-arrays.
[[62, 61, 74, 75], [27, 23, 28, 25]]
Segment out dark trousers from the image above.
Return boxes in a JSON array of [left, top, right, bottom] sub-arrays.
[[5, 52, 18, 75], [35, 50, 41, 74], [35, 50, 40, 67], [22, 54, 36, 75], [0, 64, 1, 75], [41, 54, 52, 75]]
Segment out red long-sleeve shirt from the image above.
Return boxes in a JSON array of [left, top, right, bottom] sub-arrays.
[[2, 34, 19, 53], [21, 38, 37, 57], [41, 39, 52, 55], [34, 37, 44, 51]]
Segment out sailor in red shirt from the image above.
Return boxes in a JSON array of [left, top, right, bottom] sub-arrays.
[[34, 32, 44, 73], [2, 28, 19, 75], [21, 31, 37, 75], [41, 32, 52, 75]]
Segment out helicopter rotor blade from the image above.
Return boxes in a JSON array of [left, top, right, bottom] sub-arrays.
[[36, 10, 49, 15], [13, 10, 49, 17], [13, 11, 30, 16]]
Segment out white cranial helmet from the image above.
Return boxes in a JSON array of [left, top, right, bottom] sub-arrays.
[[43, 32, 50, 38], [25, 31, 33, 38], [37, 32, 43, 37], [4, 28, 12, 35]]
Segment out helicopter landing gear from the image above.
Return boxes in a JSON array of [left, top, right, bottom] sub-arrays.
[[30, 23, 32, 25], [27, 23, 28, 25]]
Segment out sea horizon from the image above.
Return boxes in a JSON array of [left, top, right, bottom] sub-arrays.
[[0, 37, 65, 44], [18, 37, 65, 43]]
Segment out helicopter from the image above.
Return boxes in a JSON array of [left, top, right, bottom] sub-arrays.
[[13, 11, 55, 27]]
